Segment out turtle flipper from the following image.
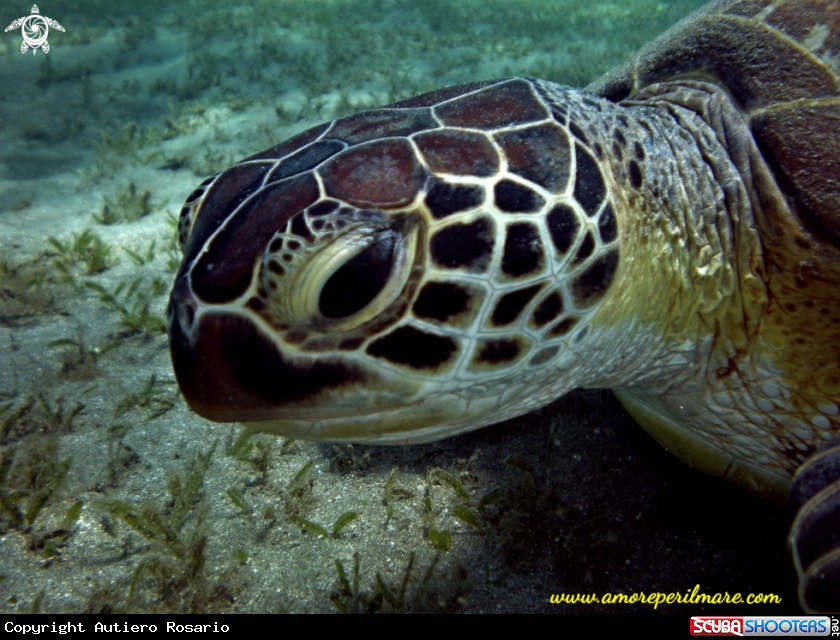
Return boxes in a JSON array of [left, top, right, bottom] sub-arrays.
[[788, 439, 840, 613]]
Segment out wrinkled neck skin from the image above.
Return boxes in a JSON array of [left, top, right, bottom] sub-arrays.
[[546, 79, 764, 397], [572, 80, 840, 498]]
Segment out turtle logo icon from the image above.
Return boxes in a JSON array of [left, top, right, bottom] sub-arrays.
[[5, 5, 65, 54]]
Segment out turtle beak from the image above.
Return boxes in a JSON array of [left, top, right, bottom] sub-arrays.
[[167, 274, 369, 423]]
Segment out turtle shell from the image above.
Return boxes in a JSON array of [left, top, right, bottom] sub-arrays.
[[590, 0, 840, 251]]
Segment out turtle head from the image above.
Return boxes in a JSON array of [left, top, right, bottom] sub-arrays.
[[168, 79, 622, 443], [167, 171, 438, 443]]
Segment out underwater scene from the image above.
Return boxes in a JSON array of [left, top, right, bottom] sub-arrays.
[[0, 0, 799, 613]]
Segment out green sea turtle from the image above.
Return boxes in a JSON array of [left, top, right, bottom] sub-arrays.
[[167, 0, 840, 611]]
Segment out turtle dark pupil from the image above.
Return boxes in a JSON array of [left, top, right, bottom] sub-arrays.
[[319, 235, 396, 318]]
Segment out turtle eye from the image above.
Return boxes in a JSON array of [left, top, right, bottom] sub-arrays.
[[260, 215, 420, 332], [319, 234, 397, 319]]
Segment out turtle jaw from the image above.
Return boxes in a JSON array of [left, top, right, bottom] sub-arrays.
[[168, 282, 374, 423], [167, 275, 442, 436], [167, 276, 521, 443], [240, 398, 497, 445]]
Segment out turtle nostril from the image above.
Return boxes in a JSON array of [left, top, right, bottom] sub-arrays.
[[168, 276, 199, 335], [179, 303, 195, 333]]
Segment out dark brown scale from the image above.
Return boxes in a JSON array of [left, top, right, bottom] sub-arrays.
[[413, 282, 470, 322], [424, 180, 485, 219], [494, 123, 571, 193], [265, 140, 346, 183], [598, 203, 618, 244], [573, 232, 596, 264], [568, 121, 588, 144], [290, 214, 314, 241], [548, 316, 577, 337], [550, 107, 567, 125], [181, 163, 272, 268], [475, 339, 521, 364], [491, 285, 543, 326], [435, 79, 549, 130], [501, 222, 543, 277], [628, 159, 643, 189], [308, 200, 340, 217], [573, 145, 606, 216], [415, 129, 500, 177], [338, 337, 365, 351], [430, 217, 495, 272], [321, 139, 426, 209], [327, 108, 437, 144], [269, 238, 283, 253], [633, 141, 645, 160], [246, 297, 266, 312], [494, 180, 545, 213], [573, 326, 590, 343], [191, 174, 318, 303], [367, 326, 457, 369], [571, 249, 620, 308], [614, 128, 627, 147], [529, 345, 559, 367], [284, 330, 308, 344], [532, 292, 563, 327], [546, 204, 580, 255]]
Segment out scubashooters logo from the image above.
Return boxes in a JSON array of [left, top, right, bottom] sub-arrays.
[[690, 616, 833, 636], [4, 5, 65, 54]]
